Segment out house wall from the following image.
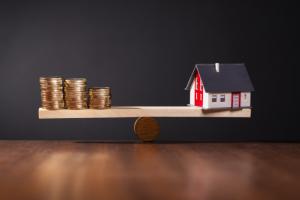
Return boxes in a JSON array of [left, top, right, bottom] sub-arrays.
[[203, 92, 251, 109], [203, 92, 232, 109], [189, 77, 251, 109], [240, 92, 251, 107], [189, 79, 195, 106]]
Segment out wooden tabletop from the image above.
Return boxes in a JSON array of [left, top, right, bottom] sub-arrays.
[[0, 141, 299, 200]]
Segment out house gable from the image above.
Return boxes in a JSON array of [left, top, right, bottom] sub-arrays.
[[188, 71, 205, 107]]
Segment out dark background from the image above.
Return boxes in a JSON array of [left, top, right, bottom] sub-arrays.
[[0, 0, 299, 141]]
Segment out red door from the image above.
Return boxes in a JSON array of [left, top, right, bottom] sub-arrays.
[[195, 73, 203, 107], [231, 92, 241, 108]]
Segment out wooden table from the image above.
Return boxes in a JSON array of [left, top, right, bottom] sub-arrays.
[[0, 141, 299, 200]]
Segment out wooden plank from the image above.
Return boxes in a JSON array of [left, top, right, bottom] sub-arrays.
[[39, 106, 251, 119]]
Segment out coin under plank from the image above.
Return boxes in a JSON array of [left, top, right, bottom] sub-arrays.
[[134, 117, 160, 142]]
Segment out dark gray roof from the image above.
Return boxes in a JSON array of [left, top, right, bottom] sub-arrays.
[[185, 63, 254, 93]]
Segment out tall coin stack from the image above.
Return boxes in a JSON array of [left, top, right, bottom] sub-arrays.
[[89, 87, 111, 109], [40, 77, 64, 110], [64, 78, 88, 109]]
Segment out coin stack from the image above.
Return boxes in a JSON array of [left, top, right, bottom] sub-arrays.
[[64, 78, 88, 109], [89, 87, 111, 109], [40, 77, 64, 110]]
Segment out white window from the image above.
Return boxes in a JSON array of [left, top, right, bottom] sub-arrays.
[[211, 94, 217, 102], [220, 94, 225, 102], [244, 93, 247, 100]]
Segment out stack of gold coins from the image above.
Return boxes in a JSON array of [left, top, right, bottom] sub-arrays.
[[40, 77, 64, 110], [89, 87, 111, 109], [64, 78, 87, 109]]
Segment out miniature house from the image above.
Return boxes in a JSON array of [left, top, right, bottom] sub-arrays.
[[185, 63, 254, 109]]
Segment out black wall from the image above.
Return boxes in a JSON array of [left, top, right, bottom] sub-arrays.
[[0, 1, 299, 140]]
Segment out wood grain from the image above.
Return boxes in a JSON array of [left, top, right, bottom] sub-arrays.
[[38, 106, 251, 119], [1, 141, 299, 200]]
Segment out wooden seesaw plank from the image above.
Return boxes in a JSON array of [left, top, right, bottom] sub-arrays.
[[39, 106, 251, 119]]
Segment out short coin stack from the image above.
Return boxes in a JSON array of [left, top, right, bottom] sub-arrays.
[[40, 77, 64, 110], [64, 78, 88, 109], [89, 87, 111, 109]]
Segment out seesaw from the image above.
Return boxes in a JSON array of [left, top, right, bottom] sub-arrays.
[[38, 106, 251, 142]]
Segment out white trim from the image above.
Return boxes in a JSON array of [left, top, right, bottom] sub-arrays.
[[189, 79, 195, 106]]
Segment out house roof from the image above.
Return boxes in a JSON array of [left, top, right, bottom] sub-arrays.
[[185, 63, 254, 93]]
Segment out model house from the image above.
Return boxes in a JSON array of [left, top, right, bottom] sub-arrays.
[[185, 63, 254, 109]]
